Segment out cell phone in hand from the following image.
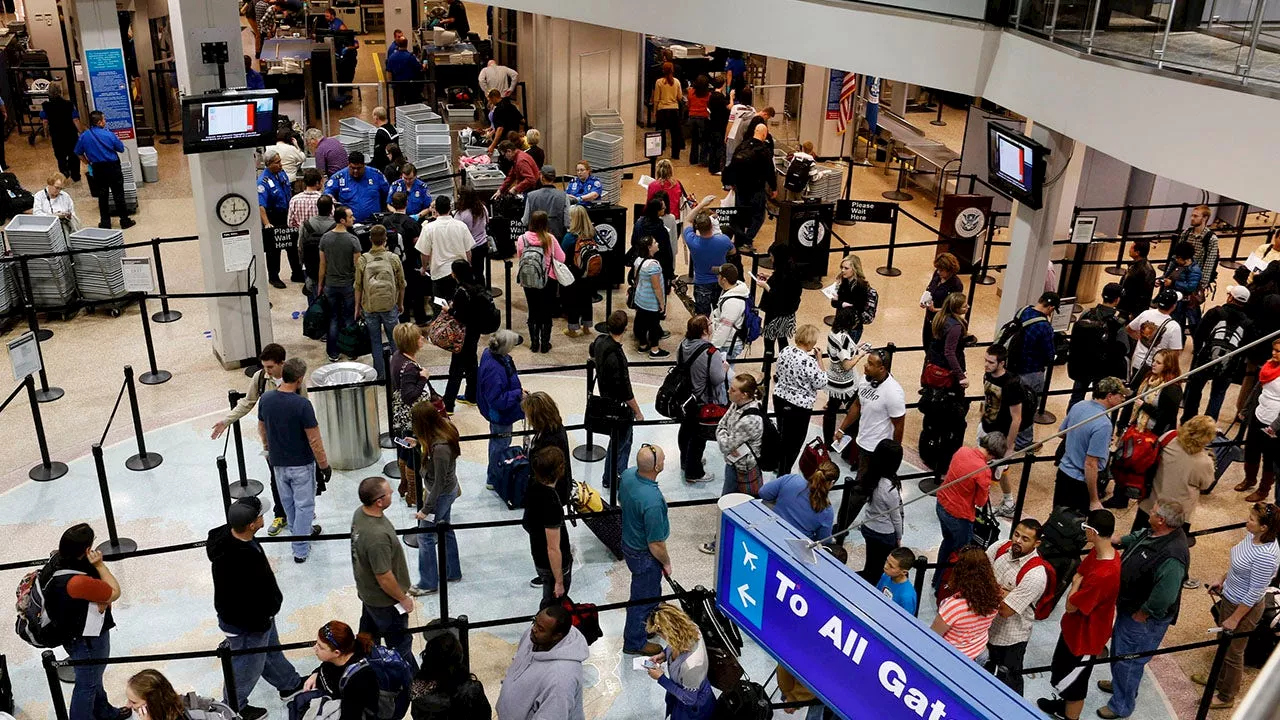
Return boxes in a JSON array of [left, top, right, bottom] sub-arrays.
[[394, 437, 414, 449], [858, 342, 874, 354], [643, 659, 659, 670]]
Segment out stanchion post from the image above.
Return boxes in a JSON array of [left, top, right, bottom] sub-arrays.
[[975, 215, 997, 285], [594, 283, 614, 334], [1194, 631, 1234, 720], [93, 443, 138, 554], [1034, 363, 1057, 425], [26, 374, 68, 481], [437, 523, 450, 622], [1106, 207, 1132, 277], [42, 651, 69, 720], [136, 295, 172, 385], [503, 260, 524, 343], [150, 238, 182, 322], [760, 352, 775, 415], [244, 285, 264, 377], [573, 360, 606, 462], [1221, 203, 1247, 271], [1010, 455, 1034, 536], [123, 366, 163, 471], [877, 206, 903, 277], [19, 257, 64, 402], [911, 555, 929, 618], [227, 390, 264, 498], [218, 643, 240, 712]]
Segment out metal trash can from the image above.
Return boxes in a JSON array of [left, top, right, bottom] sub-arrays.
[[310, 362, 381, 470]]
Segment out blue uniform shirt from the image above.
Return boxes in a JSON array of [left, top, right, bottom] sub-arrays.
[[324, 166, 391, 222], [328, 17, 347, 31], [257, 168, 292, 212], [388, 177, 432, 217], [385, 48, 422, 81], [74, 126, 124, 163], [246, 68, 265, 90], [566, 176, 604, 205]]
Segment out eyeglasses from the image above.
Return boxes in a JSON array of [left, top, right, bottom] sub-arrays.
[[1081, 521, 1097, 534], [641, 443, 659, 467]]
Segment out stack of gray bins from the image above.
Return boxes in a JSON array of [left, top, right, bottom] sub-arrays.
[[584, 110, 624, 137], [338, 117, 376, 159], [581, 130, 623, 204], [463, 163, 504, 193], [419, 156, 456, 201], [121, 161, 139, 211], [394, 104, 448, 165], [807, 164, 843, 204], [68, 227, 127, 301], [5, 215, 76, 308], [0, 259, 16, 317]]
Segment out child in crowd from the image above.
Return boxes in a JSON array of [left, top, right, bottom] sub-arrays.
[[876, 547, 919, 614]]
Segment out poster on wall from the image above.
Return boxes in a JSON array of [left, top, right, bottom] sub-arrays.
[[85, 48, 136, 141], [826, 70, 844, 120]]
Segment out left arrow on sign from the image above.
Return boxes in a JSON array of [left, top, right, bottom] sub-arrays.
[[741, 543, 758, 570], [737, 583, 756, 607]]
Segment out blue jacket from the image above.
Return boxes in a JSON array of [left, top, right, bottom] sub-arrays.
[[1018, 305, 1058, 374], [1165, 262, 1202, 295], [477, 350, 525, 425]]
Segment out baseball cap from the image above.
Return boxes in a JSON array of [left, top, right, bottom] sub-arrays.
[[228, 497, 264, 530], [1155, 288, 1181, 309], [1227, 285, 1251, 302], [1095, 376, 1130, 398], [540, 164, 557, 178], [1101, 282, 1123, 303]]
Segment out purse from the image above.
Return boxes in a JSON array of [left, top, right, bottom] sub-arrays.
[[585, 394, 631, 432], [921, 362, 955, 390], [572, 481, 605, 514], [426, 307, 465, 352], [798, 437, 832, 479], [553, 258, 575, 287]]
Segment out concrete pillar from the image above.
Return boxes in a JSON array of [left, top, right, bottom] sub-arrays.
[[75, 0, 139, 170], [996, 123, 1079, 325], [385, 0, 413, 47], [169, 0, 274, 368]]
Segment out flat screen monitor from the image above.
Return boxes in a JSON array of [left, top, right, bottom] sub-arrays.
[[986, 123, 1049, 210], [181, 89, 278, 154]]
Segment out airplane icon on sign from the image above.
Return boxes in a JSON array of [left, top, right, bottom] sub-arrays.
[[741, 543, 758, 571]]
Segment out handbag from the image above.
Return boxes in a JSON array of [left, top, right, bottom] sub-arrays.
[[972, 502, 1001, 549], [553, 258, 575, 287], [336, 319, 371, 358], [426, 307, 466, 352], [585, 394, 631, 433], [697, 403, 728, 441], [798, 438, 832, 479], [921, 362, 955, 390], [733, 465, 763, 497], [572, 481, 604, 514]]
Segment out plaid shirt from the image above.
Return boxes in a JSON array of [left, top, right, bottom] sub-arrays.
[[986, 543, 1048, 646], [287, 189, 322, 229]]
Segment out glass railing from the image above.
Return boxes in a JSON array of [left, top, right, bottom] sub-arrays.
[[1007, 0, 1280, 89]]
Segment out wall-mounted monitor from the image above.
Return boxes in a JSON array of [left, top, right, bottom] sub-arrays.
[[986, 123, 1049, 210], [181, 89, 279, 155]]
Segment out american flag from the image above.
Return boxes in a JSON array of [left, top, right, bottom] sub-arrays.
[[836, 72, 858, 135]]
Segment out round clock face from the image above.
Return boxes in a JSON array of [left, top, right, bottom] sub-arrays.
[[217, 193, 251, 227]]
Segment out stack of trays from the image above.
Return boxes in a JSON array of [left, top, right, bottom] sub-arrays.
[[5, 215, 75, 308], [807, 165, 842, 204], [0, 260, 16, 316], [394, 104, 447, 165], [419, 156, 455, 200], [69, 227, 127, 301], [585, 110, 623, 136], [581, 130, 623, 204], [121, 162, 139, 211], [338, 117, 376, 158], [463, 164, 504, 192]]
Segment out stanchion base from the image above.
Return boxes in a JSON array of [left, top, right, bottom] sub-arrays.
[[403, 533, 420, 548], [801, 279, 824, 291], [157, 137, 180, 145], [572, 444, 606, 462], [876, 266, 903, 277], [139, 370, 172, 385], [1034, 410, 1057, 426], [918, 477, 941, 494], [930, 119, 947, 127], [29, 461, 68, 482], [384, 460, 401, 479], [594, 321, 609, 333], [152, 310, 183, 323], [976, 274, 996, 285], [380, 432, 393, 449], [243, 363, 262, 378], [487, 286, 503, 299], [1220, 260, 1242, 271], [834, 219, 857, 226], [36, 328, 52, 342], [823, 314, 835, 327], [96, 538, 138, 555], [126, 452, 164, 472], [592, 293, 604, 303], [1103, 266, 1125, 277], [882, 190, 913, 201], [228, 479, 265, 498], [35, 386, 64, 403], [57, 664, 75, 684]]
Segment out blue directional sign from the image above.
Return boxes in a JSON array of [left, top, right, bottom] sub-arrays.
[[717, 500, 1040, 720]]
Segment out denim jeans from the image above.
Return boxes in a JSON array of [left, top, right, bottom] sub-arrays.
[[693, 283, 721, 317], [722, 464, 743, 497], [273, 464, 315, 559], [65, 631, 117, 720], [536, 565, 573, 609], [934, 503, 974, 589], [219, 619, 302, 709], [418, 488, 461, 590], [359, 603, 417, 669], [622, 543, 663, 651], [363, 309, 399, 380], [604, 425, 633, 488], [487, 423, 512, 489], [1016, 370, 1044, 449], [1181, 370, 1233, 424], [324, 284, 355, 358], [1107, 611, 1172, 717]]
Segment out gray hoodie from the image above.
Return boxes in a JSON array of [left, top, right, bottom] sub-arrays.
[[496, 626, 588, 720], [677, 338, 729, 405]]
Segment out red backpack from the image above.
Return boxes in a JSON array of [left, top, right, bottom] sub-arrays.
[[994, 542, 1058, 621], [1111, 428, 1176, 500]]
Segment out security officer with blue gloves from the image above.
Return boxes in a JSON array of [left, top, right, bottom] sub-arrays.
[[323, 151, 391, 224], [74, 110, 135, 230], [258, 149, 302, 288], [387, 163, 432, 221]]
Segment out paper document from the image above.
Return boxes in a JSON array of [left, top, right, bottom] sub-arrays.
[[432, 297, 449, 307], [638, 175, 655, 189], [632, 657, 653, 671], [726, 445, 751, 463], [821, 283, 839, 302], [397, 604, 409, 615], [1244, 254, 1267, 273], [832, 434, 853, 453], [82, 603, 107, 638]]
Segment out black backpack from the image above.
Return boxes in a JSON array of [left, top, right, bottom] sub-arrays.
[[713, 680, 771, 720], [742, 407, 781, 472], [1198, 309, 1250, 378], [994, 307, 1048, 373], [655, 345, 713, 420], [461, 285, 501, 335], [1038, 506, 1089, 614]]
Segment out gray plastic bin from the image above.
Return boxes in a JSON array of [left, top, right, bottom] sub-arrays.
[[310, 362, 381, 470]]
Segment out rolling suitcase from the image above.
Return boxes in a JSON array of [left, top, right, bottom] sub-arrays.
[[493, 446, 529, 509]]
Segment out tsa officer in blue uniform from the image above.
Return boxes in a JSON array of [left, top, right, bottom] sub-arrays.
[[258, 149, 302, 288], [387, 163, 432, 221], [385, 36, 424, 106], [74, 110, 134, 230], [323, 151, 391, 223], [566, 160, 604, 206]]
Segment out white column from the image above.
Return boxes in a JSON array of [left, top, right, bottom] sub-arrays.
[[385, 0, 413, 47], [169, 0, 275, 368], [75, 0, 140, 171], [996, 124, 1079, 325]]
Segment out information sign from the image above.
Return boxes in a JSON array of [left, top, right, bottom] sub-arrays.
[[835, 199, 896, 225], [7, 332, 42, 381], [85, 48, 136, 141], [121, 257, 154, 293]]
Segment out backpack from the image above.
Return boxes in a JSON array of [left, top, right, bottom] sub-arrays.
[[462, 286, 501, 335], [516, 240, 548, 289], [626, 257, 658, 310], [655, 345, 713, 420], [994, 542, 1059, 621], [1198, 310, 1249, 378], [712, 680, 770, 720], [14, 566, 83, 648], [340, 646, 413, 720], [1112, 428, 1175, 499], [303, 294, 331, 340], [1067, 311, 1108, 382], [719, 294, 762, 344], [742, 407, 781, 472], [862, 286, 879, 326], [559, 596, 603, 645], [362, 252, 398, 313], [994, 307, 1048, 373], [573, 235, 603, 278], [181, 692, 239, 720], [492, 445, 530, 509]]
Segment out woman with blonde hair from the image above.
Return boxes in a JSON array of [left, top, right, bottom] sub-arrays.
[[924, 291, 969, 390], [770, 324, 828, 475], [124, 670, 185, 720], [559, 205, 596, 336], [33, 171, 77, 226], [1133, 414, 1215, 537], [705, 374, 765, 554], [407, 402, 463, 594], [391, 322, 430, 504], [831, 254, 874, 342], [646, 158, 686, 221], [759, 461, 839, 541], [524, 128, 544, 168], [644, 604, 716, 720]]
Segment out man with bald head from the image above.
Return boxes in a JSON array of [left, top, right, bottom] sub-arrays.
[[723, 121, 776, 243], [619, 444, 670, 656]]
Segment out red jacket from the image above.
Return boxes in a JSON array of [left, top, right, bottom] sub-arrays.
[[500, 150, 540, 195]]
